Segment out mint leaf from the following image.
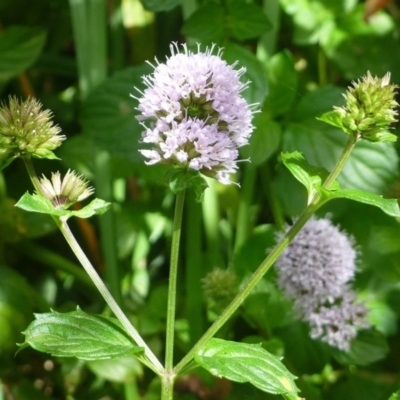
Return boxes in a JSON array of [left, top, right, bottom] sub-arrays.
[[15, 193, 111, 220], [195, 338, 300, 399], [318, 187, 400, 218], [20, 308, 143, 360]]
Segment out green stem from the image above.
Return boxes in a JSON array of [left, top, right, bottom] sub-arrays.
[[22, 157, 163, 375], [163, 190, 186, 396], [322, 134, 359, 189], [59, 219, 164, 374], [175, 135, 358, 374], [161, 373, 174, 400], [23, 157, 42, 194]]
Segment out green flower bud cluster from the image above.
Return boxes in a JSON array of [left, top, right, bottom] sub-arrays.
[[202, 268, 238, 312], [0, 96, 65, 167], [38, 170, 94, 209], [335, 72, 398, 142]]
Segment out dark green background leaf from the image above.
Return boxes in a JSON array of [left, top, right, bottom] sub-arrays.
[[81, 65, 152, 164], [140, 0, 181, 12], [0, 26, 46, 83]]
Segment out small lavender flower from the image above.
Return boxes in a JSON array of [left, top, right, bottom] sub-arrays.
[[133, 43, 256, 185], [275, 217, 369, 351], [38, 170, 94, 209], [306, 288, 370, 351]]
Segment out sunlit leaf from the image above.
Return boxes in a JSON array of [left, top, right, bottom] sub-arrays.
[[21, 308, 143, 360], [195, 338, 300, 399], [15, 193, 111, 220]]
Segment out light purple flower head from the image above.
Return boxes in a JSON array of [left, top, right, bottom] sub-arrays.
[[275, 217, 369, 351], [276, 217, 357, 302], [133, 43, 256, 185]]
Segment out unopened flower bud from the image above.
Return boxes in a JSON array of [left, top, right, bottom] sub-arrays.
[[38, 170, 94, 209], [202, 268, 238, 311], [339, 72, 398, 142], [0, 97, 65, 167]]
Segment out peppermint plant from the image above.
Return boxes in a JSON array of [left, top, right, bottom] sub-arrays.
[[1, 43, 400, 400]]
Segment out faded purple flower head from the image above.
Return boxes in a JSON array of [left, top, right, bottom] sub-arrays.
[[133, 43, 256, 185], [275, 217, 369, 351], [306, 288, 370, 351], [276, 217, 357, 302]]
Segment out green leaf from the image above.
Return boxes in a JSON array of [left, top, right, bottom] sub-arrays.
[[318, 187, 400, 218], [87, 355, 143, 383], [242, 115, 281, 166], [331, 330, 388, 366], [181, 4, 225, 43], [281, 151, 337, 204], [279, 0, 336, 45], [0, 26, 46, 83], [223, 42, 268, 105], [265, 50, 298, 117], [140, 0, 181, 12], [181, 2, 271, 43], [322, 5, 400, 81], [81, 65, 152, 164], [228, 2, 272, 41], [317, 109, 347, 132], [20, 308, 143, 360], [388, 390, 400, 400], [167, 168, 208, 201], [15, 193, 111, 220], [195, 338, 300, 398], [0, 266, 41, 352]]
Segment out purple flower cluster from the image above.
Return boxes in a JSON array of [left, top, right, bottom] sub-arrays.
[[275, 217, 369, 351], [133, 43, 255, 185]]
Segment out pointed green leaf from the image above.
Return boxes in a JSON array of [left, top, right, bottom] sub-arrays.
[[317, 110, 347, 132], [15, 193, 56, 214], [15, 193, 111, 220], [281, 151, 339, 204], [195, 338, 300, 399], [318, 187, 400, 217], [20, 308, 143, 360]]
